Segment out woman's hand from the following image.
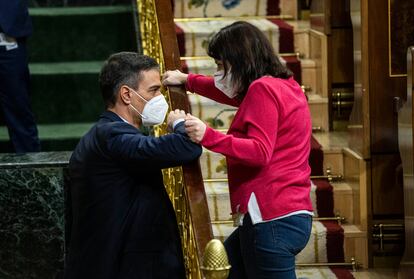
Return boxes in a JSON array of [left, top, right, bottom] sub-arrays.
[[162, 70, 188, 86], [185, 114, 206, 143]]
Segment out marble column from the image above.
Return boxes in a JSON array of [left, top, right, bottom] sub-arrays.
[[0, 152, 71, 279]]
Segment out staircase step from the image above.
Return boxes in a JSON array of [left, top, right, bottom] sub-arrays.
[[181, 55, 302, 85], [332, 182, 354, 224], [0, 123, 93, 152], [188, 94, 237, 130], [28, 6, 136, 62], [204, 178, 343, 222], [173, 0, 281, 18], [29, 62, 103, 124], [296, 267, 355, 279], [301, 58, 317, 95], [308, 94, 329, 132], [175, 18, 293, 57], [287, 20, 311, 59], [29, 0, 130, 7], [342, 224, 368, 268], [212, 220, 346, 264], [189, 91, 325, 131]]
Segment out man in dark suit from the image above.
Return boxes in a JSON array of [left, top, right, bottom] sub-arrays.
[[0, 0, 40, 152], [65, 53, 201, 279]]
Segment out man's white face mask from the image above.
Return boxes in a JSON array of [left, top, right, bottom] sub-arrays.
[[213, 70, 238, 98], [128, 87, 169, 126]]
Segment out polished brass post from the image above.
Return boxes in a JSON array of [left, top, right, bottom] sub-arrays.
[[201, 240, 231, 279]]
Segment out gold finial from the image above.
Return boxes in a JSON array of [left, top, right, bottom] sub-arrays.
[[201, 239, 231, 279]]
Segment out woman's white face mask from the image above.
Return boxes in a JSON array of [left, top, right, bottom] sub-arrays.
[[128, 87, 169, 126], [213, 70, 238, 98]]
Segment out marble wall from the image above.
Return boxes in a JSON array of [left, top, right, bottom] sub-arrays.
[[0, 152, 71, 279]]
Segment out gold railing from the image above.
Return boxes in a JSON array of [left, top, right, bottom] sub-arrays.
[[136, 1, 203, 278]]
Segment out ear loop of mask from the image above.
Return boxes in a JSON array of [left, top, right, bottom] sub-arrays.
[[128, 87, 148, 120]]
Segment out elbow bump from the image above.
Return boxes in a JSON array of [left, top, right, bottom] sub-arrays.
[[183, 145, 202, 163]]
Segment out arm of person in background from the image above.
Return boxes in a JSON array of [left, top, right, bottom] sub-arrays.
[[184, 82, 278, 167], [162, 70, 239, 107], [104, 110, 202, 169]]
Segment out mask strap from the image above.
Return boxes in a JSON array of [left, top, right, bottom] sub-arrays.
[[128, 87, 148, 103], [127, 86, 148, 119], [129, 104, 147, 119]]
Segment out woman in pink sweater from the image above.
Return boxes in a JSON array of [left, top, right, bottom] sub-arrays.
[[163, 21, 313, 279]]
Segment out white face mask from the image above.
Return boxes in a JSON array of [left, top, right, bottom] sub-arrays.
[[128, 88, 169, 126], [214, 70, 237, 98]]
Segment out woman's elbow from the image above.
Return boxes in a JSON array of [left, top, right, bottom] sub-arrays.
[[247, 149, 272, 167]]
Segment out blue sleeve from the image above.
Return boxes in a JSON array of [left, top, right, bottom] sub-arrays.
[[105, 121, 202, 168]]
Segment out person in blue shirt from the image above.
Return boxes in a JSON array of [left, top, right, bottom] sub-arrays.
[[0, 0, 40, 152]]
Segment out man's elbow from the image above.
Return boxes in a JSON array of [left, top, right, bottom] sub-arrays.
[[183, 144, 202, 163]]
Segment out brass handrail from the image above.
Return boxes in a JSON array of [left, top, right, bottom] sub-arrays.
[[296, 257, 358, 272], [212, 215, 346, 226]]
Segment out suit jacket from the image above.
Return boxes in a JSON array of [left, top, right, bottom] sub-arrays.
[[65, 111, 202, 279], [0, 0, 32, 38]]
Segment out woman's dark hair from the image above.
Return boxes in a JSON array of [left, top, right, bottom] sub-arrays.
[[208, 21, 292, 99], [99, 52, 159, 108]]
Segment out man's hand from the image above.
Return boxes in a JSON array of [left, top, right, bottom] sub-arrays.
[[162, 70, 188, 86], [184, 114, 207, 143], [167, 109, 187, 132]]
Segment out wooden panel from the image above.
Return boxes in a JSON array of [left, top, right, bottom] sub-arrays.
[[331, 28, 354, 84], [398, 46, 414, 278], [343, 147, 370, 228], [343, 147, 371, 266], [280, 0, 298, 19], [371, 154, 404, 216], [331, 0, 352, 28], [310, 30, 329, 98], [390, 1, 414, 76], [348, 0, 370, 158], [155, 0, 213, 258], [310, 0, 330, 34], [368, 0, 406, 154]]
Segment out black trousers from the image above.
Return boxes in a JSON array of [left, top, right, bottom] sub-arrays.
[[0, 41, 40, 153]]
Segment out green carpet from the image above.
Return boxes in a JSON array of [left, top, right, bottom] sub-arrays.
[[28, 5, 136, 62], [0, 4, 138, 152]]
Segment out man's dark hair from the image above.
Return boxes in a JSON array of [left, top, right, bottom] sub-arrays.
[[207, 21, 293, 99], [99, 52, 159, 108]]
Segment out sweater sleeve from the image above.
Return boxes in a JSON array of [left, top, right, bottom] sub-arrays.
[[105, 122, 202, 169], [200, 81, 279, 167], [186, 73, 240, 107]]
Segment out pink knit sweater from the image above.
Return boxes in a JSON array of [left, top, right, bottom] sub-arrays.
[[186, 74, 313, 220]]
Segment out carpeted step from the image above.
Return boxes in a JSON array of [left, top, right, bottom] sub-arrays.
[[185, 84, 333, 135], [28, 6, 136, 62], [28, 61, 104, 124], [212, 220, 345, 264], [181, 54, 302, 85], [188, 94, 237, 130], [172, 0, 281, 18], [296, 267, 355, 279], [204, 178, 336, 223], [29, 0, 130, 7], [0, 123, 93, 152], [175, 18, 294, 56]]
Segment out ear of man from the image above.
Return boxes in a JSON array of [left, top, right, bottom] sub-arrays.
[[119, 85, 133, 106]]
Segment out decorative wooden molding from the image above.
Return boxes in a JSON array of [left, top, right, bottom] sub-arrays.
[[154, 0, 213, 260]]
